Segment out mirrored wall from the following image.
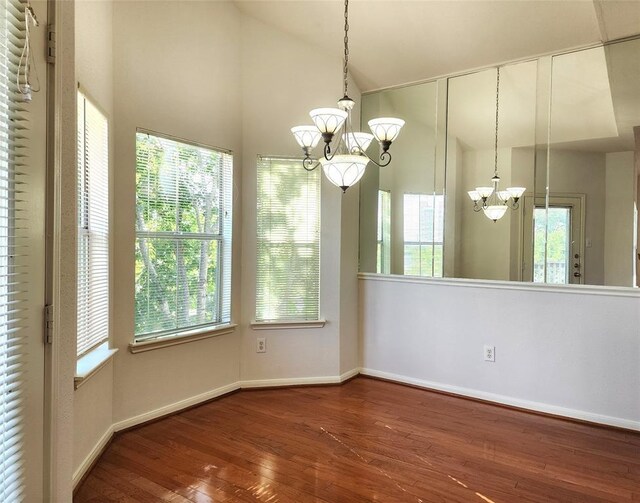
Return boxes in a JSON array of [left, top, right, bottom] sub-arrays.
[[359, 37, 640, 288]]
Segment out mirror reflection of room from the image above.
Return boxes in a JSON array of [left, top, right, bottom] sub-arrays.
[[543, 41, 639, 287], [359, 38, 640, 289], [360, 81, 446, 277]]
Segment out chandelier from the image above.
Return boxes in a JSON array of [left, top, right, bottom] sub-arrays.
[[467, 66, 525, 221], [291, 0, 405, 192]]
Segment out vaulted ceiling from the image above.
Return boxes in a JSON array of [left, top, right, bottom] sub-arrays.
[[234, 0, 640, 92]]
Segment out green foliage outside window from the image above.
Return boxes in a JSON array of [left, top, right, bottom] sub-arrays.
[[135, 132, 232, 338], [533, 207, 570, 283]]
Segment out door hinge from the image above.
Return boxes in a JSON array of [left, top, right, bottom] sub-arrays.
[[44, 304, 54, 344], [47, 24, 55, 64]]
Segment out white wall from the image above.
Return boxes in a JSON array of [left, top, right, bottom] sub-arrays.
[[239, 14, 360, 382], [111, 1, 243, 423], [73, 0, 114, 479], [360, 275, 640, 429]]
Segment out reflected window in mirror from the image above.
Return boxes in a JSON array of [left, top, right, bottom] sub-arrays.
[[376, 190, 391, 274], [403, 193, 444, 277]]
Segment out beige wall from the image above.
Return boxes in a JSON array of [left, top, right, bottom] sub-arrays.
[[73, 0, 114, 479], [111, 1, 243, 423], [458, 147, 514, 280], [69, 4, 363, 487], [548, 149, 606, 285], [239, 14, 359, 381], [72, 1, 361, 455], [605, 151, 635, 286]]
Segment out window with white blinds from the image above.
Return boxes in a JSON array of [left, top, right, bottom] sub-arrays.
[[256, 157, 320, 322], [403, 193, 444, 277], [135, 131, 233, 340], [0, 0, 29, 498], [77, 92, 110, 357]]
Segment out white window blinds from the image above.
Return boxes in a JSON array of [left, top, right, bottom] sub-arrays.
[[0, 0, 29, 499], [77, 92, 109, 357], [256, 157, 320, 322], [135, 131, 233, 340], [403, 193, 444, 277]]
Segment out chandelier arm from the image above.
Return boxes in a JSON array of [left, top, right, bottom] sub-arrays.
[[303, 157, 321, 171], [359, 150, 392, 168], [323, 127, 346, 161]]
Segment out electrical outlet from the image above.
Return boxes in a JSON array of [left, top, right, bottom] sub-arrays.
[[484, 345, 495, 362], [257, 337, 266, 353]]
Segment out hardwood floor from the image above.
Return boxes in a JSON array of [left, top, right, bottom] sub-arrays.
[[74, 377, 640, 502]]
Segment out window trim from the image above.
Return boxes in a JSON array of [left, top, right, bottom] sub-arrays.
[[129, 323, 237, 354], [134, 129, 234, 341], [250, 319, 326, 330], [75, 343, 118, 390]]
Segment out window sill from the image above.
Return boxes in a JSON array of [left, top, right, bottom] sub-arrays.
[[129, 323, 237, 354], [75, 344, 118, 390], [250, 319, 326, 330]]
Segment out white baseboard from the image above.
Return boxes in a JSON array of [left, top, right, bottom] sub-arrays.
[[72, 425, 114, 489], [240, 367, 360, 389], [339, 367, 361, 382], [360, 367, 640, 432], [112, 381, 241, 432]]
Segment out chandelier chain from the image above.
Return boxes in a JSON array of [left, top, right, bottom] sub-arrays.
[[343, 0, 349, 97], [494, 66, 500, 177]]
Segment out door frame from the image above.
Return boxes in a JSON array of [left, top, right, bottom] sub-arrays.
[[43, 0, 77, 501]]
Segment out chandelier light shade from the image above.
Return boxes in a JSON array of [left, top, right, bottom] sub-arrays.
[[368, 118, 406, 145], [476, 186, 494, 199], [290, 0, 404, 192], [320, 154, 368, 192], [344, 132, 374, 154], [483, 205, 508, 221], [309, 108, 348, 136], [291, 126, 322, 150], [468, 66, 525, 222], [507, 187, 526, 199]]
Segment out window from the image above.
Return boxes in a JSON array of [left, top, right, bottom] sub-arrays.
[[1, 0, 30, 497], [256, 157, 320, 322], [533, 207, 571, 284], [77, 92, 109, 357], [403, 193, 444, 277], [377, 190, 391, 274], [135, 131, 233, 340]]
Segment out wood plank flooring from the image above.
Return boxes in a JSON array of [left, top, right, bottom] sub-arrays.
[[74, 377, 640, 502]]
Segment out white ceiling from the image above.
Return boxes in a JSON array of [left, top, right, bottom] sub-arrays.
[[234, 0, 640, 93]]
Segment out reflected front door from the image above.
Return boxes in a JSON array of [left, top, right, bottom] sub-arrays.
[[522, 195, 585, 285]]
